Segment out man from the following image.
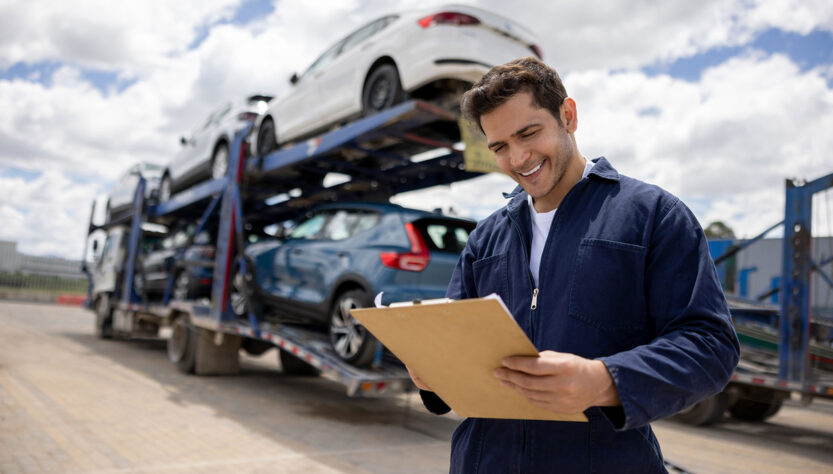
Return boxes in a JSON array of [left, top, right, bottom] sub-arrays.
[[408, 57, 739, 472]]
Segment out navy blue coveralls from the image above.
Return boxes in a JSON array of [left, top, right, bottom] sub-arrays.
[[421, 157, 740, 473]]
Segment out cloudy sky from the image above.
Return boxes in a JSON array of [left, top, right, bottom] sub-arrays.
[[2, 0, 833, 259]]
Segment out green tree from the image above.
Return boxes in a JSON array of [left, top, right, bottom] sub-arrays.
[[705, 221, 735, 239]]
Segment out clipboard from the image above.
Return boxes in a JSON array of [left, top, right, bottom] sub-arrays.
[[350, 294, 587, 421]]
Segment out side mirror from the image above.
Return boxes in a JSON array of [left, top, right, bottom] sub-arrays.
[[289, 73, 299, 85], [92, 240, 99, 252], [180, 136, 188, 146]]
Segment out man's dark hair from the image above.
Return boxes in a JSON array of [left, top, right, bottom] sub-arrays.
[[461, 56, 568, 130]]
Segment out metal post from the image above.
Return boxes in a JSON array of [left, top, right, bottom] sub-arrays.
[[121, 177, 146, 305]]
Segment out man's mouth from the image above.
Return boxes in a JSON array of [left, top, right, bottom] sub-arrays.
[[519, 162, 543, 177]]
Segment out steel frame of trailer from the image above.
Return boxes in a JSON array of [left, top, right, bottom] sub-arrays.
[[82, 99, 484, 396]]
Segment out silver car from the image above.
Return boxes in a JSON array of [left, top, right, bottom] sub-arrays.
[[159, 94, 273, 202], [105, 162, 164, 222]]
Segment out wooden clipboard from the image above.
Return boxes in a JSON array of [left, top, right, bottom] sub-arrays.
[[350, 295, 587, 421]]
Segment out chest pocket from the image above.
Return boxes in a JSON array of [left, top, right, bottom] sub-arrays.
[[472, 253, 510, 305], [568, 239, 647, 333]]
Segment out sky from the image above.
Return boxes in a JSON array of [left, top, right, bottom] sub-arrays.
[[2, 0, 833, 260]]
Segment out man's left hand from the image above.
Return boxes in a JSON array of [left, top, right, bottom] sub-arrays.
[[494, 350, 621, 414]]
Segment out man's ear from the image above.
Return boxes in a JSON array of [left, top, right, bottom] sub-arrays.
[[561, 98, 578, 133]]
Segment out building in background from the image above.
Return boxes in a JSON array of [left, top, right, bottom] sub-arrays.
[[0, 240, 85, 280]]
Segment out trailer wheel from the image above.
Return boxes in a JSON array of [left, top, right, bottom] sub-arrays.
[[168, 317, 197, 373], [728, 396, 783, 422], [362, 64, 403, 116], [672, 392, 728, 426], [279, 349, 319, 376], [94, 294, 113, 339], [329, 289, 378, 367]]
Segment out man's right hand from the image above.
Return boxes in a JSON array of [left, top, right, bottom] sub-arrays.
[[406, 366, 432, 391]]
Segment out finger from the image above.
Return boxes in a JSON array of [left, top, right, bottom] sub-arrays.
[[494, 368, 552, 390], [501, 356, 563, 376]]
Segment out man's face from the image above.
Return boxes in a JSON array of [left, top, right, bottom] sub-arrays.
[[480, 91, 578, 211]]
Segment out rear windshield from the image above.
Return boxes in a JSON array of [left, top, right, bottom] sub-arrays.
[[413, 218, 475, 254]]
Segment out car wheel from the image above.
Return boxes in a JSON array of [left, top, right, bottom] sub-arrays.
[[257, 118, 277, 157], [362, 64, 403, 115], [172, 271, 191, 301], [329, 289, 377, 367], [168, 316, 197, 373], [159, 173, 172, 202], [230, 260, 259, 317], [211, 143, 229, 180]]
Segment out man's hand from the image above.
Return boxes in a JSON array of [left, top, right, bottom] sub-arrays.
[[493, 350, 620, 414], [406, 366, 432, 391]]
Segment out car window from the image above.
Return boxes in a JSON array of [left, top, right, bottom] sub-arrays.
[[304, 39, 345, 77], [340, 17, 389, 54], [289, 213, 327, 239], [417, 220, 474, 253], [213, 103, 232, 124], [321, 210, 380, 241]]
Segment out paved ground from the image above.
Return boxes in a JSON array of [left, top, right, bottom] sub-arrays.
[[1, 301, 833, 473]]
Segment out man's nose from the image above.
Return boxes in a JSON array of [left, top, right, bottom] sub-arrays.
[[510, 144, 532, 168]]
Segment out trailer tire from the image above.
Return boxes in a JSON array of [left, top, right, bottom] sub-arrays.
[[168, 317, 197, 374], [672, 392, 728, 426], [329, 289, 378, 367], [279, 349, 319, 376], [728, 396, 783, 422], [211, 142, 229, 180], [94, 294, 113, 339]]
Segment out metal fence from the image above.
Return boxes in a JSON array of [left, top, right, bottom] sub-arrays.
[[0, 241, 88, 301]]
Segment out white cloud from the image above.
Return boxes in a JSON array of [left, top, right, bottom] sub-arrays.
[[0, 170, 98, 258], [2, 0, 833, 260]]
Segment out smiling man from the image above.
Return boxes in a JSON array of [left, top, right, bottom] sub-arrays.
[[408, 57, 740, 473]]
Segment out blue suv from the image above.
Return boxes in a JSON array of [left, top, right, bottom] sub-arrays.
[[233, 202, 475, 366]]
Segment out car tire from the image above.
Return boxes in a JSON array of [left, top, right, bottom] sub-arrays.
[[256, 118, 277, 158], [172, 271, 191, 301], [329, 289, 378, 367], [95, 294, 114, 339], [211, 143, 230, 180], [159, 173, 172, 202], [362, 64, 403, 116], [168, 316, 197, 373], [229, 259, 260, 317]]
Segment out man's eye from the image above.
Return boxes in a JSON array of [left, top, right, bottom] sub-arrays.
[[521, 130, 537, 138], [492, 145, 505, 153]]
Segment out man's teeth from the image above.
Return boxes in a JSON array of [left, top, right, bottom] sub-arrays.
[[520, 163, 542, 176]]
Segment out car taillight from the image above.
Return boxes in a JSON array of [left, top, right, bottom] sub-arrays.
[[417, 11, 480, 28], [530, 44, 543, 59], [380, 222, 430, 272], [238, 111, 258, 122]]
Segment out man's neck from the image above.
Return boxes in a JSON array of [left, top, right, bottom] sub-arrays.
[[532, 155, 587, 213]]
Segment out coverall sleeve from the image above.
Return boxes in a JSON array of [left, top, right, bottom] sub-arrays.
[[418, 233, 480, 415], [597, 199, 740, 430]]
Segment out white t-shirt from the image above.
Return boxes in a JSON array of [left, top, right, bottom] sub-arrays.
[[527, 159, 595, 287]]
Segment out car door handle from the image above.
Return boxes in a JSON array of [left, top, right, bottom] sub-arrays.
[[337, 251, 348, 258], [291, 249, 304, 255]]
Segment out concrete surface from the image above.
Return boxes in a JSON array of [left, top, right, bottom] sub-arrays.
[[1, 301, 833, 473]]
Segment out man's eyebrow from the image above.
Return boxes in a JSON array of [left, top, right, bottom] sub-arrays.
[[487, 123, 542, 150]]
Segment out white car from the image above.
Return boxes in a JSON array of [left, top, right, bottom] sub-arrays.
[[159, 94, 274, 202], [254, 4, 541, 156], [105, 162, 164, 222]]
